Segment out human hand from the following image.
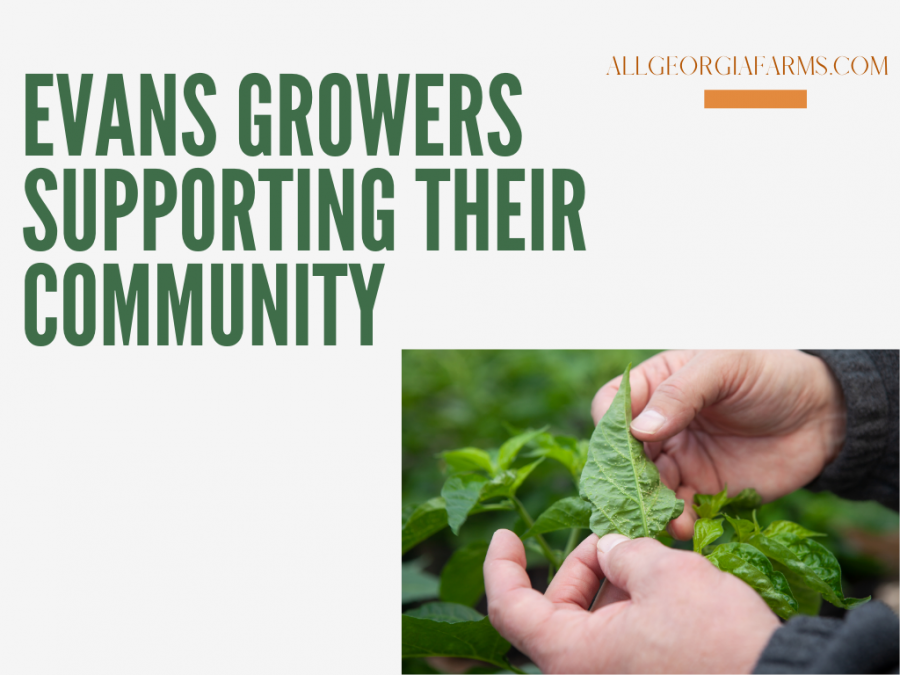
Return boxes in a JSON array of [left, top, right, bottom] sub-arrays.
[[484, 529, 780, 674], [591, 350, 846, 539]]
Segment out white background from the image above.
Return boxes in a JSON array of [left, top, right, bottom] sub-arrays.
[[0, 1, 897, 672]]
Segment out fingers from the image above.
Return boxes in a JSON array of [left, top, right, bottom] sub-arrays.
[[591, 351, 695, 425], [592, 579, 630, 611], [655, 451, 682, 491], [484, 530, 554, 645], [668, 485, 698, 540], [630, 353, 731, 442], [544, 534, 602, 610], [595, 534, 681, 598]]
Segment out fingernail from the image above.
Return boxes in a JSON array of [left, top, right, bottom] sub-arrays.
[[597, 533, 629, 554], [631, 409, 666, 435]]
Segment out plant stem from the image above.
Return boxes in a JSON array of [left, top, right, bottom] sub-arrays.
[[513, 497, 560, 569], [563, 527, 582, 559]]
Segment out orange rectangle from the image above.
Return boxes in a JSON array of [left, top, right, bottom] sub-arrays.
[[704, 90, 807, 109]]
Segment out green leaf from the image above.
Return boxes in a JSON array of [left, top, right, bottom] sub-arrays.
[[470, 499, 515, 515], [527, 434, 587, 479], [749, 532, 870, 610], [440, 541, 489, 607], [480, 471, 517, 502], [402, 498, 449, 553], [693, 518, 724, 553], [402, 609, 511, 669], [497, 428, 546, 470], [762, 521, 826, 540], [510, 459, 544, 495], [440, 447, 496, 476], [405, 601, 485, 623], [707, 542, 798, 620], [724, 514, 757, 543], [578, 365, 684, 539], [694, 486, 763, 519], [724, 488, 762, 513], [523, 496, 592, 538], [442, 474, 490, 535], [773, 561, 822, 616], [402, 558, 440, 604], [693, 487, 730, 519], [440, 459, 541, 536]]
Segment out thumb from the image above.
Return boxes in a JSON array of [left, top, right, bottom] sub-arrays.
[[595, 534, 680, 599], [629, 355, 728, 441]]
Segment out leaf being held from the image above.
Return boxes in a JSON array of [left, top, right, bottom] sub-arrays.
[[402, 498, 449, 554], [579, 365, 683, 539], [523, 496, 592, 539], [707, 542, 798, 620], [440, 541, 489, 607], [693, 518, 724, 553]]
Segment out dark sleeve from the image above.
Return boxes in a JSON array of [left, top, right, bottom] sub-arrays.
[[754, 601, 899, 674], [803, 350, 898, 510], [754, 351, 900, 674]]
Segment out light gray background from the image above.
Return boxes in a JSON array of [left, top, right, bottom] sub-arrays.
[[0, 1, 897, 672]]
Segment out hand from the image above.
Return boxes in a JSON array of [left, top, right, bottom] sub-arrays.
[[484, 529, 780, 674], [591, 350, 846, 539]]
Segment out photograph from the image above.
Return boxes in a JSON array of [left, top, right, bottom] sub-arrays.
[[402, 350, 899, 673]]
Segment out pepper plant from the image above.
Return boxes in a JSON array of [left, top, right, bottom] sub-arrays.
[[401, 366, 868, 672]]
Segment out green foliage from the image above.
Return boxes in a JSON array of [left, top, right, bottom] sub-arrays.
[[402, 497, 449, 554], [442, 475, 491, 535], [402, 351, 896, 673], [724, 514, 758, 543], [693, 485, 762, 519], [402, 349, 660, 508], [402, 558, 440, 604], [693, 518, 724, 554], [440, 542, 489, 607], [498, 429, 548, 470], [440, 447, 496, 475], [691, 487, 871, 619], [763, 520, 825, 540], [579, 365, 683, 538], [406, 601, 485, 623], [526, 433, 588, 480], [749, 532, 870, 610], [523, 496, 592, 538], [403, 604, 513, 671], [707, 543, 799, 619], [440, 452, 545, 535], [773, 562, 823, 616]]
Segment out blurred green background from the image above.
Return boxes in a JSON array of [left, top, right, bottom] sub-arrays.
[[402, 350, 899, 617]]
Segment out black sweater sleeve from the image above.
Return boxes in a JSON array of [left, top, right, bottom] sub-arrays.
[[754, 350, 899, 674], [804, 350, 899, 509], [754, 602, 899, 674]]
